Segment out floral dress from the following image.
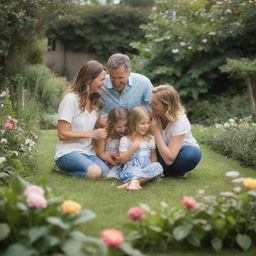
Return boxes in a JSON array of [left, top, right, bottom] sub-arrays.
[[118, 136, 163, 183], [105, 138, 121, 179]]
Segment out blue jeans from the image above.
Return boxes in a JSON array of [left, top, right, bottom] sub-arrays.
[[55, 151, 109, 178], [157, 145, 202, 177]]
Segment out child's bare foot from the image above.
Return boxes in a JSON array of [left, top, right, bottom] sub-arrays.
[[126, 179, 142, 191], [117, 182, 130, 189]]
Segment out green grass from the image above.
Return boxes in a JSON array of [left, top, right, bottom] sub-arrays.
[[29, 129, 256, 256]]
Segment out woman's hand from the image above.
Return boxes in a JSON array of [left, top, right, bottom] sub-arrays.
[[150, 115, 160, 135], [92, 128, 107, 139]]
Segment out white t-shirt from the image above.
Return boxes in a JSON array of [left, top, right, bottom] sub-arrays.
[[54, 93, 99, 160], [159, 116, 199, 148]]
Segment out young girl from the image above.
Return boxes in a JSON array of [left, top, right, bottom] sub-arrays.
[[117, 106, 163, 191], [95, 107, 129, 179]]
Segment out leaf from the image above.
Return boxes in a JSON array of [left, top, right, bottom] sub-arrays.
[[236, 234, 252, 251], [46, 217, 69, 230], [149, 225, 162, 232], [0, 223, 10, 241], [2, 243, 35, 256], [62, 240, 83, 256], [119, 242, 145, 256], [211, 237, 223, 252], [17, 176, 31, 188], [28, 226, 49, 244], [172, 225, 191, 241], [73, 210, 96, 225], [187, 233, 201, 247]]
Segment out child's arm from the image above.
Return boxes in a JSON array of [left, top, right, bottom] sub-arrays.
[[119, 141, 140, 164], [95, 139, 117, 166], [150, 148, 158, 163]]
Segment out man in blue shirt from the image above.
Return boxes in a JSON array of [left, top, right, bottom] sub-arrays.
[[100, 53, 153, 117]]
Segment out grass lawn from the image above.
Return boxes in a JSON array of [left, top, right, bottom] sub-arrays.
[[28, 129, 256, 256]]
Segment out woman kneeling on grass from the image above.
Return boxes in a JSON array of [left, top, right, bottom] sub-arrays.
[[150, 85, 202, 178], [54, 60, 109, 178]]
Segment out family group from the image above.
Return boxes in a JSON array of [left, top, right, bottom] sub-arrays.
[[54, 53, 202, 191]]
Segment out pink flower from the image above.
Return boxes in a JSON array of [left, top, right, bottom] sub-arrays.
[[26, 193, 47, 208], [172, 48, 179, 54], [100, 229, 124, 247], [128, 206, 145, 221], [188, 46, 193, 50], [202, 38, 208, 43], [4, 123, 13, 129], [180, 42, 186, 46], [24, 185, 45, 197], [7, 116, 18, 124], [182, 196, 197, 209]]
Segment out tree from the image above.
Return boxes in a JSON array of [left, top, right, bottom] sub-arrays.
[[131, 0, 256, 99], [219, 58, 256, 122]]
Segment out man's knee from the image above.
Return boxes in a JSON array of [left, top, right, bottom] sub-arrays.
[[87, 164, 102, 178]]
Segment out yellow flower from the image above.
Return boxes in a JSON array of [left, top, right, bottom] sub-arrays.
[[243, 178, 256, 190], [61, 200, 81, 214]]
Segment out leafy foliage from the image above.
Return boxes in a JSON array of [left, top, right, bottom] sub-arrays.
[[126, 173, 256, 252], [47, 5, 149, 59], [131, 0, 256, 99], [195, 118, 256, 169]]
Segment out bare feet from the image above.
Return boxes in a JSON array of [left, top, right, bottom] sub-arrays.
[[126, 179, 142, 191], [117, 182, 130, 189]]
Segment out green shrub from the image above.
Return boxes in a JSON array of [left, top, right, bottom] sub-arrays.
[[0, 97, 38, 181], [186, 93, 250, 125], [48, 5, 149, 59], [126, 172, 256, 252], [26, 40, 47, 65], [0, 177, 107, 256], [194, 118, 256, 169]]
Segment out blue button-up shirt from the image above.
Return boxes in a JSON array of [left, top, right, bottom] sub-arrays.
[[100, 72, 153, 115]]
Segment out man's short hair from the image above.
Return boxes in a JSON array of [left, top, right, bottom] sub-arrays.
[[107, 53, 131, 72]]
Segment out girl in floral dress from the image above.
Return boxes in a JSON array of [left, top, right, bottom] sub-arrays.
[[117, 106, 163, 191], [95, 107, 129, 179]]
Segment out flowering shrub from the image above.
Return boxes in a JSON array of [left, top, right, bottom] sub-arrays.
[[0, 95, 37, 181], [0, 177, 108, 255], [195, 117, 256, 169], [126, 172, 256, 252]]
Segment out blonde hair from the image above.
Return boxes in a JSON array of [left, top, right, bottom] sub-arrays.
[[63, 60, 105, 112], [152, 85, 185, 122], [127, 106, 152, 141], [107, 107, 129, 139]]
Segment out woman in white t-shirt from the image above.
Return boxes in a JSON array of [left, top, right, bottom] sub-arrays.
[[54, 60, 109, 178], [150, 85, 201, 177]]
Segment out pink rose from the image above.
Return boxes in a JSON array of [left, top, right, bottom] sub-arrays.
[[24, 185, 45, 197], [26, 193, 47, 208], [7, 116, 18, 124], [172, 48, 179, 54], [128, 206, 145, 221], [182, 196, 197, 209], [100, 229, 124, 247], [4, 123, 13, 129]]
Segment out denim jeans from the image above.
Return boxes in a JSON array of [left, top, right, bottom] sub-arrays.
[[55, 151, 109, 178], [157, 145, 202, 176]]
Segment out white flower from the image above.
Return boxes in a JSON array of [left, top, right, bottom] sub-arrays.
[[225, 171, 240, 178], [232, 177, 244, 183], [160, 202, 168, 208], [233, 186, 242, 193], [215, 124, 222, 128], [196, 189, 205, 195], [223, 122, 230, 128], [0, 91, 7, 98], [247, 191, 256, 197], [225, 9, 232, 14], [1, 138, 7, 143], [219, 191, 236, 197], [202, 38, 208, 43], [180, 42, 186, 46], [0, 157, 6, 164]]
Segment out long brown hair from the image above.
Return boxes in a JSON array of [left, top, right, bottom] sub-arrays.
[[63, 60, 105, 111], [107, 107, 129, 139], [127, 106, 152, 141], [152, 85, 185, 122]]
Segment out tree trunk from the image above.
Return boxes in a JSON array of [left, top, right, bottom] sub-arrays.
[[245, 76, 256, 122]]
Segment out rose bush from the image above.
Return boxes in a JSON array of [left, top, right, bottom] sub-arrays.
[[0, 177, 107, 256], [0, 95, 38, 181], [126, 172, 256, 252]]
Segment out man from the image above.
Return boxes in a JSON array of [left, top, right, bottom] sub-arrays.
[[100, 53, 153, 117]]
